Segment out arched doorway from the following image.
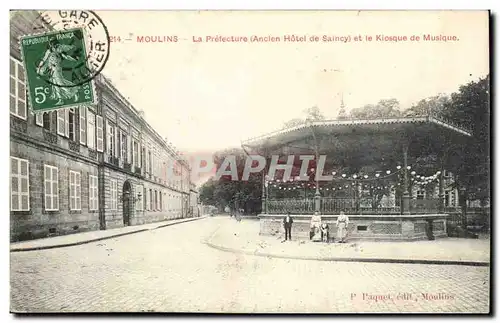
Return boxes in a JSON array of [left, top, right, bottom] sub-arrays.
[[122, 180, 132, 226]]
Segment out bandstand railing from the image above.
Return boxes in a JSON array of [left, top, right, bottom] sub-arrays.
[[268, 198, 403, 215], [266, 197, 445, 215], [409, 198, 440, 214]]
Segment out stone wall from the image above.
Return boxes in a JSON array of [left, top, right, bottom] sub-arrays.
[[259, 214, 449, 241], [10, 138, 100, 241]]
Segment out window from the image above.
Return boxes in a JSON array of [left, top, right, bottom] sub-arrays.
[[149, 188, 153, 210], [159, 192, 162, 211], [120, 131, 128, 163], [144, 186, 148, 211], [141, 146, 146, 171], [110, 179, 118, 210], [155, 190, 158, 210], [135, 185, 144, 211], [57, 109, 70, 137], [68, 109, 76, 140], [79, 107, 87, 145], [444, 190, 452, 207], [87, 110, 96, 149], [10, 57, 26, 119], [35, 112, 43, 126], [416, 189, 425, 200], [69, 170, 81, 210], [10, 157, 29, 211], [107, 122, 116, 157], [148, 150, 153, 175], [162, 162, 167, 184], [42, 111, 52, 130], [89, 175, 98, 210], [96, 116, 104, 152], [44, 165, 59, 211], [133, 141, 139, 168]]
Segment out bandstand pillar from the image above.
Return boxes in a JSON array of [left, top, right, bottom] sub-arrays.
[[314, 188, 321, 213], [402, 144, 411, 215], [262, 162, 267, 214]]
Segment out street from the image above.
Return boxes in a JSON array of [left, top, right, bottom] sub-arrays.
[[10, 217, 490, 313]]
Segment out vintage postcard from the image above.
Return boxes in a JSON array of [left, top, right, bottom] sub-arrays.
[[9, 10, 490, 314]]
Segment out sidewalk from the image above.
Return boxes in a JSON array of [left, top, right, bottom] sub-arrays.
[[10, 216, 208, 252], [206, 218, 490, 266]]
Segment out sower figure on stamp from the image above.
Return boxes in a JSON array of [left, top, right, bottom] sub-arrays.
[[336, 211, 349, 243], [283, 212, 293, 241], [36, 37, 80, 105]]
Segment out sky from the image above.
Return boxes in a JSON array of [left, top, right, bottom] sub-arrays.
[[94, 10, 489, 155]]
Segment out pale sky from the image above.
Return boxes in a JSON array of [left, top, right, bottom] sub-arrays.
[[95, 10, 489, 154]]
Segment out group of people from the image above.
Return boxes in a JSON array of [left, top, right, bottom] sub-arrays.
[[282, 211, 350, 243]]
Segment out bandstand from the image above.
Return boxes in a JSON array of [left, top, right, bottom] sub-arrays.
[[241, 116, 472, 241]]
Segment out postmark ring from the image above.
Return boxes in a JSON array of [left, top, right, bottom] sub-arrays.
[[34, 10, 111, 88]]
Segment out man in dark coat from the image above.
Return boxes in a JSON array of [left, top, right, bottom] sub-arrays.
[[283, 212, 294, 241]]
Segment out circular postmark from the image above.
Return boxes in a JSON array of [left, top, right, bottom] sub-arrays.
[[32, 10, 110, 87]]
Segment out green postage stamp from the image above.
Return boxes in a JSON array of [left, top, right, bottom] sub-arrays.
[[19, 28, 96, 112]]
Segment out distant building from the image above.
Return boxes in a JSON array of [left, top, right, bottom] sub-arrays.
[[10, 11, 198, 241]]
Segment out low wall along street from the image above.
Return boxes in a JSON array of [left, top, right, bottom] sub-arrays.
[[259, 214, 449, 241]]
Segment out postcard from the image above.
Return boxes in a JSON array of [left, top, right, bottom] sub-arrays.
[[9, 10, 490, 314]]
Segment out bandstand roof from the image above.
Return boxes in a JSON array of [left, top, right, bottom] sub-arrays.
[[241, 116, 472, 156]]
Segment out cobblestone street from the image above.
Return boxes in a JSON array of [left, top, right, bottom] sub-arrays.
[[10, 217, 490, 313]]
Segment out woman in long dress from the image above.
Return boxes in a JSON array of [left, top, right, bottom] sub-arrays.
[[36, 37, 80, 105], [336, 211, 349, 243], [310, 212, 322, 241]]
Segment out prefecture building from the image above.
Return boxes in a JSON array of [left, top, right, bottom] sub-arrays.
[[10, 11, 198, 241]]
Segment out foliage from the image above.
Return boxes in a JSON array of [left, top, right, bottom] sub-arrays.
[[350, 99, 402, 119], [282, 106, 325, 128], [198, 148, 263, 214], [403, 94, 450, 117], [441, 75, 490, 203]]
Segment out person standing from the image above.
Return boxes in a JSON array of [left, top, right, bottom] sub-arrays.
[[336, 211, 349, 243], [283, 212, 294, 241], [310, 211, 322, 241]]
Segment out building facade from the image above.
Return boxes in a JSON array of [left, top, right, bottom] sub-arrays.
[[10, 11, 198, 242]]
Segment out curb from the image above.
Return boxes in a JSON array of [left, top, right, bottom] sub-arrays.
[[203, 240, 490, 267], [10, 216, 207, 252]]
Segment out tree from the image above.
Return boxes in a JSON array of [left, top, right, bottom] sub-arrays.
[[440, 75, 490, 227], [283, 118, 304, 128], [350, 99, 402, 119], [282, 106, 325, 128], [403, 94, 450, 117], [199, 177, 216, 206], [198, 147, 263, 214], [303, 106, 325, 121]]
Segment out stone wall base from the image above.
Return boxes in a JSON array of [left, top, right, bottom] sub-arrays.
[[259, 214, 449, 242]]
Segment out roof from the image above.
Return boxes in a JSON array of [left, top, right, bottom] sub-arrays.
[[241, 116, 472, 150]]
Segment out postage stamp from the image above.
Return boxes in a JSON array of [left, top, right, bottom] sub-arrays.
[[19, 10, 110, 112], [20, 28, 96, 111]]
